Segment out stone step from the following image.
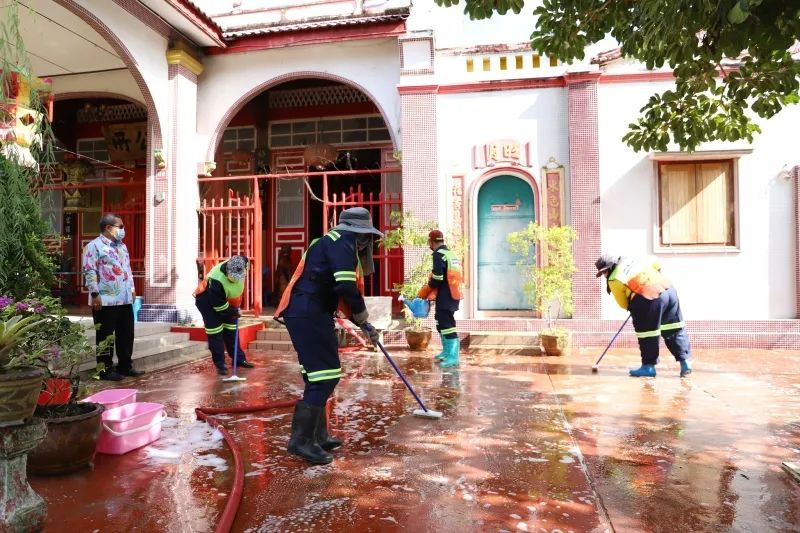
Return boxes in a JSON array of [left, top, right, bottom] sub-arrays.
[[256, 329, 292, 341], [134, 322, 175, 336], [78, 340, 209, 375], [81, 321, 176, 340], [252, 316, 285, 329], [133, 331, 191, 352], [466, 344, 543, 356], [249, 340, 296, 353], [467, 331, 540, 346]]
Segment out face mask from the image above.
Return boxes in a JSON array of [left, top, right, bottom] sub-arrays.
[[115, 228, 126, 242], [356, 235, 372, 251]]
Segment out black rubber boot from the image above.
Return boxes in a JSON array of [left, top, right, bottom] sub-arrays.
[[315, 406, 343, 451], [287, 401, 333, 464]]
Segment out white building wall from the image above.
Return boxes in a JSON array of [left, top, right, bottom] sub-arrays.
[[51, 70, 144, 104], [598, 80, 798, 320], [74, 0, 169, 138], [436, 87, 570, 316], [196, 39, 402, 161], [437, 87, 570, 215]]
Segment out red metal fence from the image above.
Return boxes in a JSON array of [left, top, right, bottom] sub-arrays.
[[197, 170, 402, 316], [324, 184, 403, 309], [198, 184, 263, 314]]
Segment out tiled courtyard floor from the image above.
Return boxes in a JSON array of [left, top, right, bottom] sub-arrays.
[[29, 344, 800, 532]]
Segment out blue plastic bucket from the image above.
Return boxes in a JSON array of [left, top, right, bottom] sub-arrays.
[[404, 298, 430, 319]]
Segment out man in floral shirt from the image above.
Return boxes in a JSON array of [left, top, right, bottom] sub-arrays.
[[82, 213, 144, 381]]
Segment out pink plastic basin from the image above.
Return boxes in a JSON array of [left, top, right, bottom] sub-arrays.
[[96, 402, 166, 455], [81, 388, 138, 411]]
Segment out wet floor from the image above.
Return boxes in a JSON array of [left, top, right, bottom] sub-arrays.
[[29, 345, 800, 532]]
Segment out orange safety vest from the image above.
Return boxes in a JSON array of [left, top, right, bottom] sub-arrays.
[[274, 234, 365, 320], [417, 247, 463, 301], [610, 257, 671, 300]]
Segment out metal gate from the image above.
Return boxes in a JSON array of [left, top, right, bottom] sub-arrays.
[[198, 181, 263, 314], [197, 170, 401, 316], [323, 184, 403, 305]]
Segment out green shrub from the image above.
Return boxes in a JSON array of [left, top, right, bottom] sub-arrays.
[[507, 223, 577, 335]]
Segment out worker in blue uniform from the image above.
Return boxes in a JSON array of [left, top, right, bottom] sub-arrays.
[[275, 207, 382, 465], [193, 255, 255, 376], [596, 254, 692, 377], [417, 230, 464, 368]]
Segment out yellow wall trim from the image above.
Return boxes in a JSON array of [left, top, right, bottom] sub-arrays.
[[166, 49, 203, 76]]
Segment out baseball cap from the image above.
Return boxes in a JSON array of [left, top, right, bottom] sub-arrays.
[[428, 229, 444, 241]]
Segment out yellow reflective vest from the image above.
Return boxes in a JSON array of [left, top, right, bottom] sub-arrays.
[[608, 258, 671, 310]]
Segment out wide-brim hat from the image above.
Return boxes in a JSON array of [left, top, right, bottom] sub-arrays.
[[595, 254, 618, 277], [333, 207, 384, 237]]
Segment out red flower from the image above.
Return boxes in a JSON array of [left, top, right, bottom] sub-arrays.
[[112, 266, 123, 276]]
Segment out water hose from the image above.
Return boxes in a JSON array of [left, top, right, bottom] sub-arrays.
[[195, 317, 377, 530], [195, 400, 297, 533]]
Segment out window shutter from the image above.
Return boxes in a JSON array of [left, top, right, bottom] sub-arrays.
[[660, 164, 697, 244], [696, 162, 730, 244]]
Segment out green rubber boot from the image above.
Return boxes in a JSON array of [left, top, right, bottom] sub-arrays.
[[434, 333, 446, 362], [440, 337, 460, 368]]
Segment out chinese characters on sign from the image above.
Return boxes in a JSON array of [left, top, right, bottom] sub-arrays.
[[545, 169, 564, 227], [473, 140, 530, 169], [490, 197, 522, 212], [451, 175, 466, 284], [487, 142, 519, 164], [102, 122, 147, 161]]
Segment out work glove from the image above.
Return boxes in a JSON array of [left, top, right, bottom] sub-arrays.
[[352, 308, 369, 327], [360, 322, 380, 345]]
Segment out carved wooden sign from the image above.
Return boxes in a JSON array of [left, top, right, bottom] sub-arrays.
[[473, 139, 530, 169]]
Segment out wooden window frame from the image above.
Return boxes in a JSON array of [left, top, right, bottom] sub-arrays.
[[221, 126, 256, 155], [653, 158, 740, 253], [267, 114, 390, 149], [76, 137, 109, 163]]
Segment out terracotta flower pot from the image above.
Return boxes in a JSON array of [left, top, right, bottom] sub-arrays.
[[404, 328, 432, 351], [540, 331, 573, 357], [27, 402, 105, 476], [0, 366, 46, 428]]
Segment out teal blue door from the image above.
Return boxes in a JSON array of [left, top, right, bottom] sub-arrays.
[[477, 175, 535, 310]]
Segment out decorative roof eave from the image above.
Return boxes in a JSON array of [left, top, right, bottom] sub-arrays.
[[221, 11, 409, 40], [206, 18, 407, 55], [168, 0, 226, 47]]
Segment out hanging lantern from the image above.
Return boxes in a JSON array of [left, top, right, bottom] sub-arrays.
[[303, 143, 338, 170]]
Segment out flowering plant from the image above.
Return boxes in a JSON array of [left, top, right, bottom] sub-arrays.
[[0, 295, 49, 368], [0, 295, 109, 409]]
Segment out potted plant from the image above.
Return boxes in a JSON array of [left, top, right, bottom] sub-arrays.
[[381, 212, 436, 351], [0, 297, 48, 427], [507, 223, 577, 356], [8, 296, 112, 476]]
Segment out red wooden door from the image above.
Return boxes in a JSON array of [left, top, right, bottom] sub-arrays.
[[269, 151, 306, 305]]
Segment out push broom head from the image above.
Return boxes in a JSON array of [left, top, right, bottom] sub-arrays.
[[412, 408, 443, 419], [221, 374, 247, 382]]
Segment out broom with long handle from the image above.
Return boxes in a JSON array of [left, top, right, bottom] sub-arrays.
[[222, 319, 247, 382], [373, 339, 442, 419], [592, 314, 631, 373]]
